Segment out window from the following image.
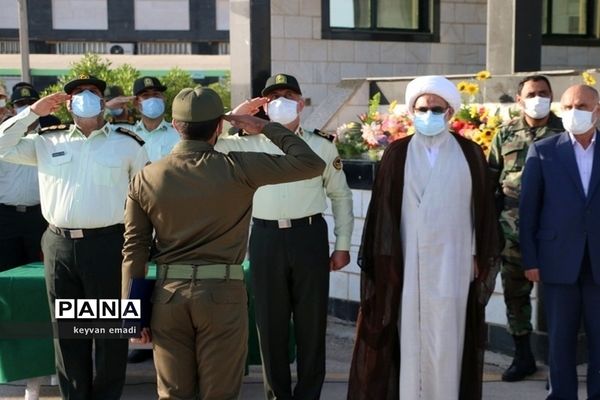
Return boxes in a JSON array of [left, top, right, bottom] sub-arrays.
[[0, 0, 19, 29], [134, 0, 190, 31], [52, 0, 108, 30], [543, 0, 600, 45], [322, 0, 439, 42]]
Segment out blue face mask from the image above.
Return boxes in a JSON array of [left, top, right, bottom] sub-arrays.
[[141, 98, 165, 119], [71, 90, 102, 118], [413, 110, 448, 136]]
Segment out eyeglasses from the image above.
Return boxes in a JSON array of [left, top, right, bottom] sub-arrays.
[[414, 106, 447, 115]]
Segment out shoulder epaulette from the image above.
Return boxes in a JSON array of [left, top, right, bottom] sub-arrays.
[[312, 129, 335, 142], [39, 124, 69, 134], [115, 127, 145, 146]]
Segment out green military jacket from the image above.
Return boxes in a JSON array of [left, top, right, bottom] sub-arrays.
[[488, 112, 563, 242]]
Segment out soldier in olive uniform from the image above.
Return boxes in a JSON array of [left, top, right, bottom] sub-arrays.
[[488, 75, 563, 382], [121, 87, 325, 399]]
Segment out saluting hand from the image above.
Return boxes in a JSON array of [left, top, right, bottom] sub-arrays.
[[31, 92, 70, 117], [223, 114, 269, 135], [106, 96, 135, 110], [231, 97, 269, 116]]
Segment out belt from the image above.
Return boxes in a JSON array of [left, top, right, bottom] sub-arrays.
[[0, 203, 40, 213], [252, 214, 322, 229], [48, 224, 124, 239], [158, 264, 244, 281]]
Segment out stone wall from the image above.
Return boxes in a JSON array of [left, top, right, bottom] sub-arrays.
[[271, 0, 488, 118]]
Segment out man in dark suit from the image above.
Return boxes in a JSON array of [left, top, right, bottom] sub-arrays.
[[520, 84, 600, 399]]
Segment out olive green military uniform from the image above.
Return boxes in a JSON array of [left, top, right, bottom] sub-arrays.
[[488, 112, 563, 336], [121, 87, 325, 400]]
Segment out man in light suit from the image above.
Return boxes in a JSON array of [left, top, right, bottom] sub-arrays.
[[520, 84, 600, 400]]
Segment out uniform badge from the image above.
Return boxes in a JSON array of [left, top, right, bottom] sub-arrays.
[[21, 88, 30, 97], [275, 75, 287, 84], [333, 156, 343, 170], [79, 74, 89, 79], [144, 78, 153, 87]]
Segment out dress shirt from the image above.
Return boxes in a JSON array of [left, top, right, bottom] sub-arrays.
[[0, 107, 149, 228], [215, 127, 354, 251], [0, 160, 40, 206], [132, 119, 180, 162], [569, 130, 596, 196], [122, 123, 325, 288]]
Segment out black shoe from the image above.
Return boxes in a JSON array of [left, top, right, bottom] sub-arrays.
[[501, 334, 537, 382], [127, 349, 153, 363]]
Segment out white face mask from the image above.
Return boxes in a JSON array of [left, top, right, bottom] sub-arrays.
[[562, 107, 597, 136], [523, 96, 551, 119], [71, 90, 102, 118], [0, 99, 6, 107], [15, 105, 28, 114], [267, 97, 298, 125]]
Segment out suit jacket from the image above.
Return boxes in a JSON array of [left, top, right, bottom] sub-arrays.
[[519, 130, 600, 284]]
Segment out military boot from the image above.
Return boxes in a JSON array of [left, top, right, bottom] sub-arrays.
[[502, 334, 537, 382]]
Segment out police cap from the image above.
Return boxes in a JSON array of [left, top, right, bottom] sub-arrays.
[[63, 75, 106, 95], [172, 86, 223, 123], [11, 84, 40, 103], [133, 76, 167, 96], [104, 85, 124, 100], [261, 73, 302, 97]]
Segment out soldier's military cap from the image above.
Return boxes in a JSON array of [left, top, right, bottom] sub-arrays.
[[261, 73, 302, 96], [104, 85, 124, 100], [63, 75, 106, 95], [133, 76, 167, 96], [11, 84, 40, 103], [172, 86, 223, 123]]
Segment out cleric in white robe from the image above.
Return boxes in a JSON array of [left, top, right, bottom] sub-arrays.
[[348, 75, 501, 400]]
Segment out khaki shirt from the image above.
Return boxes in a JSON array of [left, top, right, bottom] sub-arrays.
[[215, 127, 354, 251], [0, 107, 149, 228], [122, 122, 325, 293], [132, 119, 180, 162]]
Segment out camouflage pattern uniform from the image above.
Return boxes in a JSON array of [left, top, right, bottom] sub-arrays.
[[488, 112, 563, 336]]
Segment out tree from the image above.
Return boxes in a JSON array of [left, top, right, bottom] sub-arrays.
[[41, 53, 209, 122]]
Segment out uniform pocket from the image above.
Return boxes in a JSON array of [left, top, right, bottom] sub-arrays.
[[92, 156, 123, 187], [500, 141, 526, 171]]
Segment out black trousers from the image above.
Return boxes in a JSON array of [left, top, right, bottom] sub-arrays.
[[249, 215, 330, 400], [0, 204, 46, 272], [42, 226, 128, 400]]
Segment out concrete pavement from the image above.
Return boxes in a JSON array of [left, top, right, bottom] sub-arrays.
[[0, 318, 588, 399]]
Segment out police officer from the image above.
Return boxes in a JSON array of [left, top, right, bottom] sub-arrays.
[[131, 76, 179, 162], [0, 75, 149, 399], [215, 73, 354, 400], [104, 85, 136, 125], [0, 84, 54, 272], [488, 75, 563, 382], [121, 86, 325, 399]]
